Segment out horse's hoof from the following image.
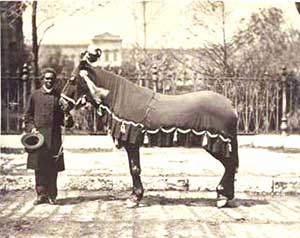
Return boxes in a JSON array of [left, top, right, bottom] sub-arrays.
[[125, 198, 139, 208], [216, 196, 229, 208]]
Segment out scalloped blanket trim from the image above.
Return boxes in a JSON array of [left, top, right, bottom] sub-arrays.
[[98, 104, 232, 151]]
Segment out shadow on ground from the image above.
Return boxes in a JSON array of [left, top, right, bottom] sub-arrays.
[[57, 195, 126, 205], [140, 195, 268, 208], [56, 192, 269, 208]]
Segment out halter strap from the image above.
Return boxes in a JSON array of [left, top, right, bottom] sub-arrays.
[[60, 78, 85, 106]]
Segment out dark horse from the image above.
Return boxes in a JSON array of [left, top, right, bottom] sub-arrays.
[[61, 51, 239, 208]]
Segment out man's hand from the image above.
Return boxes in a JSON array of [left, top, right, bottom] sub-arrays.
[[31, 128, 38, 134], [64, 113, 74, 128]]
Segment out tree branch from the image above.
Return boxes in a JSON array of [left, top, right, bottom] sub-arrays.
[[38, 23, 54, 47]]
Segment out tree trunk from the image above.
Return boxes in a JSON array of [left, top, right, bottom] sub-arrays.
[[221, 1, 228, 75], [32, 1, 38, 90]]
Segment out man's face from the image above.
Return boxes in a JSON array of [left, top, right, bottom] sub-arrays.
[[43, 72, 55, 89]]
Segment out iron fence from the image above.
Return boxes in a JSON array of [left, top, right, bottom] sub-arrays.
[[207, 76, 282, 134], [1, 70, 28, 133], [1, 70, 299, 134]]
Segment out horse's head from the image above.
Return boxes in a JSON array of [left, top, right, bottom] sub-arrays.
[[80, 44, 102, 67], [60, 62, 109, 113]]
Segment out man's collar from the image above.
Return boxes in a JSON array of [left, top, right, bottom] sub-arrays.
[[42, 85, 54, 94]]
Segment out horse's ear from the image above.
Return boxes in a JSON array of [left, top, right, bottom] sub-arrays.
[[80, 51, 88, 59], [96, 48, 102, 58]]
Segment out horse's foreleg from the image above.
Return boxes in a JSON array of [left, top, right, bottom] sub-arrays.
[[125, 144, 144, 208]]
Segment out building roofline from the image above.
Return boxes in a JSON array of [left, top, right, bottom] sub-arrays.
[[40, 43, 89, 47]]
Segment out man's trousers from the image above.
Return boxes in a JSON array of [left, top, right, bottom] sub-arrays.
[[35, 169, 58, 199]]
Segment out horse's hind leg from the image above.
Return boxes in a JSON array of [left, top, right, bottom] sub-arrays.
[[215, 156, 236, 208], [124, 143, 144, 208], [207, 137, 239, 208]]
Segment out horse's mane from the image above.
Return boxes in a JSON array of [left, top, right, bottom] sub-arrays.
[[80, 62, 154, 124]]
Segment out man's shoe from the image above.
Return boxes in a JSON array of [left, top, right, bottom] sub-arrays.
[[49, 197, 57, 205], [33, 197, 48, 205]]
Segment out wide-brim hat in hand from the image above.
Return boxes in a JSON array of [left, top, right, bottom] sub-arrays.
[[21, 132, 44, 152]]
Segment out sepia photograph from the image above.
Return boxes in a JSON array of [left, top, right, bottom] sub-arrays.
[[1, 0, 300, 237]]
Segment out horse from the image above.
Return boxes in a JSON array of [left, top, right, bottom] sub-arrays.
[[60, 51, 239, 208]]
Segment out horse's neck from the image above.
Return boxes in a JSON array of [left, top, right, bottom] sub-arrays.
[[94, 68, 125, 102]]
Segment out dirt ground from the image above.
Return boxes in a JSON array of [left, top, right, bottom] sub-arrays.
[[1, 190, 300, 238], [1, 146, 299, 237]]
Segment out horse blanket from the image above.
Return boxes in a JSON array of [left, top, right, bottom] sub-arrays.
[[80, 63, 238, 156]]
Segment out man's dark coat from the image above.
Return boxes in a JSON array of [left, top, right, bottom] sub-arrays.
[[24, 87, 65, 172]]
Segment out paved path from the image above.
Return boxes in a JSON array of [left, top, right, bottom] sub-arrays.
[[0, 190, 299, 238], [1, 146, 300, 237]]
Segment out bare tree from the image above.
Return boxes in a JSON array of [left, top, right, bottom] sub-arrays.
[[185, 0, 234, 75], [31, 1, 38, 81], [26, 0, 111, 88], [126, 0, 167, 50]]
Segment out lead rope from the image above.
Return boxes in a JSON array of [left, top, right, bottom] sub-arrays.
[[54, 79, 71, 162], [53, 125, 66, 162]]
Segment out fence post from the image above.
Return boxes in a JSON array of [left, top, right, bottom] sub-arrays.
[[5, 69, 10, 133], [22, 63, 28, 111], [172, 72, 177, 95], [160, 72, 165, 94], [21, 64, 29, 132], [16, 68, 21, 132], [31, 63, 37, 92], [280, 67, 288, 135], [152, 64, 158, 92], [167, 71, 173, 94], [193, 72, 197, 92], [93, 109, 97, 133]]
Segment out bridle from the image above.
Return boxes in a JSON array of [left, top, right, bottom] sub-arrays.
[[60, 76, 87, 112], [60, 53, 108, 117], [60, 47, 103, 110]]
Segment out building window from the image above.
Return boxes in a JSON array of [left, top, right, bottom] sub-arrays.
[[105, 51, 109, 61], [113, 51, 118, 61]]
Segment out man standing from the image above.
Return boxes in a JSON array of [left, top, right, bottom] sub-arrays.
[[24, 67, 73, 205]]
